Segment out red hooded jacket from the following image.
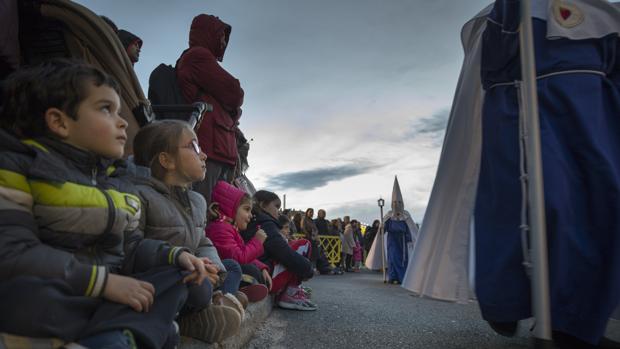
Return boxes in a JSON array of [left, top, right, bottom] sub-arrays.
[[177, 14, 244, 166], [205, 181, 268, 271], [206, 221, 268, 271]]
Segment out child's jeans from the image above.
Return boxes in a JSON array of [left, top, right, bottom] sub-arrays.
[[78, 330, 134, 349], [0, 266, 188, 349], [180, 277, 213, 315], [221, 259, 242, 294]]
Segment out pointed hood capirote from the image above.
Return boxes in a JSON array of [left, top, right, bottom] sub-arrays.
[[189, 14, 231, 62], [391, 176, 405, 218], [365, 175, 420, 270]]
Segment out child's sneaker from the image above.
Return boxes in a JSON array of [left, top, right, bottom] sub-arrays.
[[300, 286, 312, 299], [277, 287, 317, 311], [239, 284, 269, 302], [178, 304, 241, 343], [294, 287, 317, 308], [235, 291, 249, 309], [213, 291, 245, 320]]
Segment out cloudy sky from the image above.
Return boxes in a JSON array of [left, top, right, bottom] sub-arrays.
[[76, 0, 491, 224]]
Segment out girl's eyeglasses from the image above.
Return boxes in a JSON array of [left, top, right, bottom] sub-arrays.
[[180, 139, 202, 155]]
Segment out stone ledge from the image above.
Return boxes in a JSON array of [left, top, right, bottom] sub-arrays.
[[180, 296, 273, 349]]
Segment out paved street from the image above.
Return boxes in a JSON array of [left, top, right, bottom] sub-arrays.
[[247, 270, 620, 349]]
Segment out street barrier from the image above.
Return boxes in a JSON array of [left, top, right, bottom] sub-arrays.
[[292, 234, 342, 266]]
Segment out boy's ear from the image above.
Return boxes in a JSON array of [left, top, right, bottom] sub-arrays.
[[158, 152, 176, 170], [44, 108, 71, 138]]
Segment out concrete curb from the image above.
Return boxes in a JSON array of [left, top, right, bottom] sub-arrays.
[[180, 297, 273, 349]]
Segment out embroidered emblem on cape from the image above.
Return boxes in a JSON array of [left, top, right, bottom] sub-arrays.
[[552, 1, 584, 28]]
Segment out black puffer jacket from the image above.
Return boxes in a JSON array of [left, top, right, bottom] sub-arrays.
[[245, 212, 313, 280]]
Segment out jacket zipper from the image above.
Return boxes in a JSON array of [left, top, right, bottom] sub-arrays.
[[171, 189, 196, 249]]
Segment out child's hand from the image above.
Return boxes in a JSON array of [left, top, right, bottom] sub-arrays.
[[200, 257, 221, 286], [102, 274, 155, 312], [178, 252, 208, 285], [262, 269, 272, 291], [255, 229, 267, 243], [204, 262, 220, 275], [205, 271, 219, 286]]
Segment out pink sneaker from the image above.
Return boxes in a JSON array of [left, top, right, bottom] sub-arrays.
[[293, 287, 317, 308], [277, 287, 317, 311]]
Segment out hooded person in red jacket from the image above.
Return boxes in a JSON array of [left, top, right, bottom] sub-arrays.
[[177, 14, 244, 204]]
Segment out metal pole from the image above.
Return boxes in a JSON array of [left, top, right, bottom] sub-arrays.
[[518, 0, 553, 345], [380, 205, 386, 283], [283, 194, 286, 210]]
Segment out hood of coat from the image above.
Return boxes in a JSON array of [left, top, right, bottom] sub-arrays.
[[211, 180, 247, 220], [188, 14, 231, 62], [117, 29, 143, 50]]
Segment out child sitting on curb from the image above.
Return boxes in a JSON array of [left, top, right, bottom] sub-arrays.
[[245, 190, 317, 311], [131, 120, 245, 343], [206, 181, 270, 303], [0, 60, 208, 349]]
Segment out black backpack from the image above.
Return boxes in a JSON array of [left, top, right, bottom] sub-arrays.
[[148, 63, 211, 127], [148, 63, 186, 106]]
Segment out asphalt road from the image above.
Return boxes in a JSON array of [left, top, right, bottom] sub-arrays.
[[246, 270, 620, 349]]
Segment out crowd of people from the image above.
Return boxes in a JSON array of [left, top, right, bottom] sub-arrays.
[[286, 209, 380, 274], [0, 7, 382, 349]]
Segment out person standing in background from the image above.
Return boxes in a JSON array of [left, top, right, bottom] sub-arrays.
[[177, 14, 244, 204]]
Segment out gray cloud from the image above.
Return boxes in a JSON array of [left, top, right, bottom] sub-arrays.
[[327, 200, 384, 225], [267, 162, 382, 191], [322, 198, 424, 226], [412, 108, 450, 135], [394, 108, 450, 147]]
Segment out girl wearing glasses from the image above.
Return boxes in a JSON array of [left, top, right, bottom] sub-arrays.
[[131, 120, 245, 344]]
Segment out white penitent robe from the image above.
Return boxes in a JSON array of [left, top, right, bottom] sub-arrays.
[[399, 6, 491, 303]]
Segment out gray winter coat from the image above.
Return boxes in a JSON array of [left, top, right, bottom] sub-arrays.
[[342, 224, 356, 255], [131, 172, 226, 272]]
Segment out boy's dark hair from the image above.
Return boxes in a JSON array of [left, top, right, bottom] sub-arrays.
[[0, 59, 120, 138], [133, 119, 192, 180], [278, 214, 290, 226], [252, 190, 280, 216]]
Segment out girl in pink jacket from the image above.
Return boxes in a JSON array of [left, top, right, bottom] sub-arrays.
[[206, 181, 271, 301]]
